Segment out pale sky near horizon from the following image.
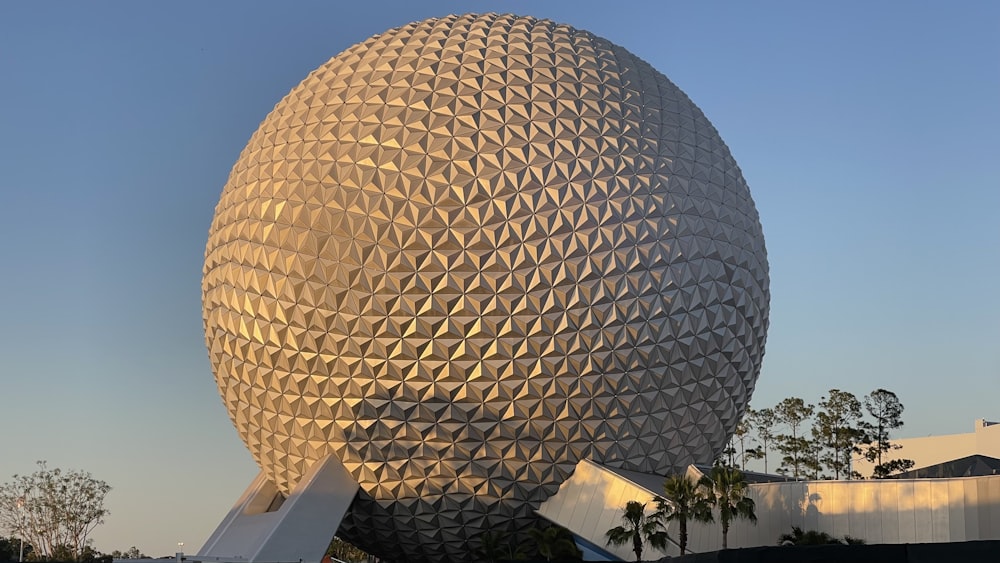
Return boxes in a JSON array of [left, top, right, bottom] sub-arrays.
[[0, 0, 997, 557]]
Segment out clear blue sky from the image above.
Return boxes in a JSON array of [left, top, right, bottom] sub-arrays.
[[0, 0, 996, 557]]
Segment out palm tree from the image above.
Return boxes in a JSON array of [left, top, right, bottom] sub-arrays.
[[700, 464, 758, 549], [529, 525, 580, 561], [656, 474, 713, 555], [605, 500, 667, 562], [475, 530, 507, 563], [778, 526, 867, 546]]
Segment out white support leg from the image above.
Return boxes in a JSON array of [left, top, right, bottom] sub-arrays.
[[196, 455, 359, 563]]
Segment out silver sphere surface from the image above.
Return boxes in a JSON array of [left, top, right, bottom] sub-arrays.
[[203, 13, 769, 563]]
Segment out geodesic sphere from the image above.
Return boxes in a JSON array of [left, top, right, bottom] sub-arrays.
[[203, 13, 768, 563]]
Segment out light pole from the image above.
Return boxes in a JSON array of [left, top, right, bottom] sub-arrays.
[[16, 497, 24, 563]]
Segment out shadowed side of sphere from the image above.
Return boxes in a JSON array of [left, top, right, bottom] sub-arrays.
[[202, 12, 768, 563]]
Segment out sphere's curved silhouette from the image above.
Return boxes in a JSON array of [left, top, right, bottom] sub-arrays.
[[203, 13, 769, 563]]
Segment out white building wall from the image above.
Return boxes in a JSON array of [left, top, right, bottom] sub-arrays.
[[541, 461, 1000, 560], [685, 476, 1000, 553], [854, 419, 1000, 477]]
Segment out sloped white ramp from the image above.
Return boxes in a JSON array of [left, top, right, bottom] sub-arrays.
[[536, 459, 670, 561], [196, 455, 359, 563]]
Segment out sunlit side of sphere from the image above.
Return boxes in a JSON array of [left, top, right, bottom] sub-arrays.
[[203, 13, 769, 563]]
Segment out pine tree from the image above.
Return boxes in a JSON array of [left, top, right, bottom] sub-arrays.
[[748, 408, 778, 473], [812, 389, 865, 479], [862, 389, 914, 478], [732, 416, 754, 470], [774, 398, 814, 478]]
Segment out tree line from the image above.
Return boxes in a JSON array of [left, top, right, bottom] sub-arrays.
[[725, 388, 915, 479], [0, 462, 113, 562]]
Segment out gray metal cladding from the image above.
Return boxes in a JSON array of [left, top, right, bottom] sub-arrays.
[[203, 13, 769, 563]]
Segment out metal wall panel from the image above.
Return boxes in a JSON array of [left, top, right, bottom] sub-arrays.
[[979, 479, 1000, 539], [930, 479, 950, 542]]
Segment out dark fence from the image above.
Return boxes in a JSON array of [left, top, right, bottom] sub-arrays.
[[658, 540, 1000, 563], [0, 561, 113, 563]]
